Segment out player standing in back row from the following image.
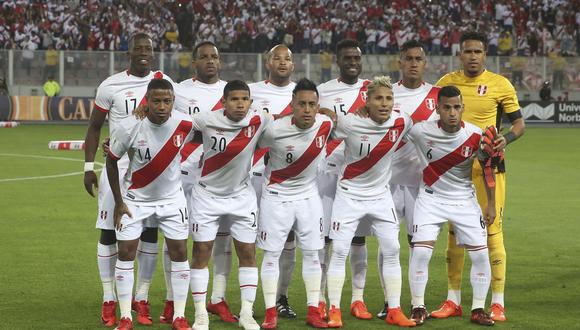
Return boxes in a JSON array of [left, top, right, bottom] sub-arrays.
[[83, 33, 174, 327], [317, 39, 372, 320]]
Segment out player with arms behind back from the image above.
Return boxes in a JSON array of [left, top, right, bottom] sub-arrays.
[[406, 86, 496, 326]]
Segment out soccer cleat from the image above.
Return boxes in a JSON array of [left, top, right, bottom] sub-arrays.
[[101, 300, 117, 327], [489, 303, 507, 322], [206, 299, 238, 323], [261, 307, 278, 329], [114, 317, 133, 330], [471, 308, 495, 326], [350, 300, 372, 320], [376, 302, 388, 320], [318, 301, 328, 320], [276, 295, 297, 318], [172, 316, 192, 330], [386, 307, 416, 327], [192, 312, 209, 330], [306, 306, 328, 328], [430, 300, 463, 318], [159, 300, 174, 324], [409, 305, 428, 326], [327, 305, 342, 328], [131, 300, 153, 325], [239, 313, 261, 330]]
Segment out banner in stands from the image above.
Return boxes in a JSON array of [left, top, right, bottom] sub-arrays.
[[515, 101, 580, 124]]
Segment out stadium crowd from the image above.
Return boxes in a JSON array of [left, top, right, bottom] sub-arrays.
[[1, 0, 579, 56]]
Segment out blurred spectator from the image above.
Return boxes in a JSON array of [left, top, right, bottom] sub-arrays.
[[44, 44, 58, 81], [319, 47, 332, 82], [43, 75, 60, 96], [498, 31, 513, 56], [539, 81, 553, 101], [550, 50, 566, 90], [0, 77, 8, 95]]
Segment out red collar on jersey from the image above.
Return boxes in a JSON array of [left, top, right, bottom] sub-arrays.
[[437, 120, 465, 128]]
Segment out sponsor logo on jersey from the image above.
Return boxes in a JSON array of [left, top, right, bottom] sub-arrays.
[[388, 129, 399, 142], [425, 98, 436, 110], [125, 91, 134, 98], [426, 140, 435, 147], [188, 99, 197, 105], [461, 145, 473, 157], [393, 103, 401, 111], [315, 135, 326, 148], [286, 145, 295, 152], [477, 85, 488, 96], [244, 125, 256, 138], [260, 100, 270, 107], [173, 134, 184, 147], [216, 129, 224, 135], [137, 139, 147, 147], [334, 97, 343, 103], [360, 135, 369, 142]]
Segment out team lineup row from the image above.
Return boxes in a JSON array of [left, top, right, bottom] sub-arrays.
[[83, 32, 525, 330]]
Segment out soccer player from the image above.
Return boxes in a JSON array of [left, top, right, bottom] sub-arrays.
[[83, 33, 173, 327], [249, 44, 299, 318], [325, 76, 415, 328], [407, 85, 496, 326], [432, 31, 525, 322], [106, 78, 192, 330], [317, 39, 372, 320], [257, 78, 332, 329], [188, 80, 272, 330], [170, 41, 234, 324], [376, 40, 441, 319]]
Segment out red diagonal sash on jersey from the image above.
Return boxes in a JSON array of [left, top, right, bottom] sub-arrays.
[[129, 120, 193, 189], [269, 121, 332, 185], [278, 102, 293, 116], [410, 86, 440, 123], [422, 133, 481, 186], [211, 99, 223, 111], [202, 116, 262, 177], [342, 117, 405, 180], [252, 148, 269, 166], [180, 141, 201, 163], [325, 138, 342, 158]]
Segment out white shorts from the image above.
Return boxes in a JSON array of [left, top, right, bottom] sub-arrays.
[[257, 195, 325, 251], [190, 185, 258, 243], [329, 191, 399, 242], [390, 184, 419, 235], [411, 190, 488, 247], [116, 199, 189, 241], [250, 173, 264, 202], [317, 170, 337, 236]]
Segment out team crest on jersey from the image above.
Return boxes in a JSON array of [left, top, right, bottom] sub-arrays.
[[388, 129, 399, 142], [477, 85, 488, 96], [461, 145, 473, 157], [173, 134, 184, 147], [244, 125, 257, 138], [425, 98, 436, 110], [361, 90, 368, 101], [315, 135, 326, 148], [360, 135, 369, 142]]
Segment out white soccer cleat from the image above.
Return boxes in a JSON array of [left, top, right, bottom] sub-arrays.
[[238, 314, 260, 330], [192, 312, 209, 330]]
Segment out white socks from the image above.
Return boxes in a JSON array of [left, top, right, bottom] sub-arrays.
[[318, 241, 331, 302], [408, 244, 434, 307], [97, 243, 117, 302], [349, 243, 367, 303], [171, 261, 190, 320], [190, 268, 209, 316], [492, 292, 504, 307], [211, 234, 232, 304], [239, 267, 259, 316], [277, 240, 296, 300], [115, 260, 135, 319], [468, 247, 491, 310], [135, 241, 158, 302], [379, 237, 402, 309], [327, 239, 350, 308], [261, 250, 282, 309], [302, 249, 322, 307], [162, 241, 173, 301]]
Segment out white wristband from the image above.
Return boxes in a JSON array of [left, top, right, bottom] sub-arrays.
[[84, 162, 95, 172]]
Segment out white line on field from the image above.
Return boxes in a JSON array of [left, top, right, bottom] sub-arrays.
[[0, 153, 104, 182]]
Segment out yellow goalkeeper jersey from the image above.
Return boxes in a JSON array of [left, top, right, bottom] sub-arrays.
[[436, 70, 520, 130]]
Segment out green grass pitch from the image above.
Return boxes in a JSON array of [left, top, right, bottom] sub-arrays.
[[0, 124, 579, 329]]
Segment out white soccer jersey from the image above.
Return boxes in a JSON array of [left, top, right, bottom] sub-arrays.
[[259, 114, 333, 201], [94, 70, 176, 167], [108, 111, 193, 205], [249, 80, 297, 173], [407, 120, 483, 198], [192, 108, 273, 197], [390, 81, 441, 187], [335, 112, 412, 200], [318, 78, 370, 173]]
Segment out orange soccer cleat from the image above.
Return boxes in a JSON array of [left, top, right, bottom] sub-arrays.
[[159, 300, 174, 324], [172, 316, 192, 330], [350, 300, 372, 320], [261, 307, 278, 329], [306, 306, 328, 328], [101, 301, 117, 327], [318, 301, 328, 320], [206, 299, 238, 323], [430, 300, 463, 319], [489, 303, 507, 322], [327, 305, 342, 328], [131, 300, 153, 325], [114, 317, 133, 330], [471, 308, 495, 326], [386, 307, 416, 327]]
